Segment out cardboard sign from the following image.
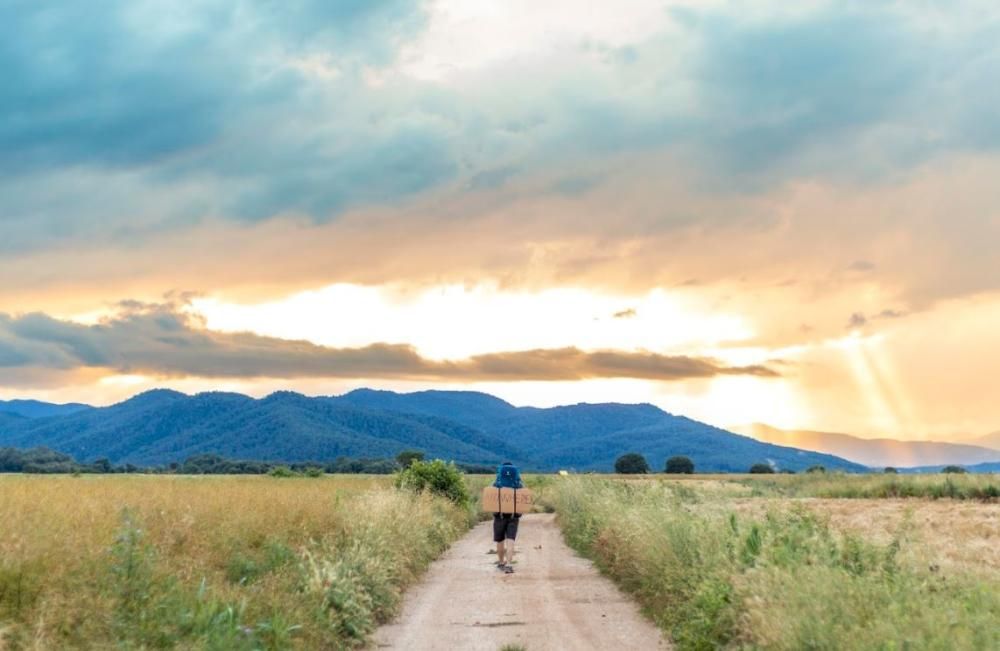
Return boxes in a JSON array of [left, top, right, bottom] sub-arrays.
[[481, 486, 534, 514]]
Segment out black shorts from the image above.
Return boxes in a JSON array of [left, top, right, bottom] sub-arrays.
[[493, 514, 520, 542]]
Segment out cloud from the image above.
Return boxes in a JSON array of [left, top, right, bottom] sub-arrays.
[[3, 0, 1000, 353], [6, 0, 1000, 253], [0, 302, 776, 384], [847, 313, 867, 329]]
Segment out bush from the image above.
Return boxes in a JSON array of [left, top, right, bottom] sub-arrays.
[[394, 459, 469, 506], [615, 453, 650, 474], [805, 465, 826, 474], [665, 455, 695, 474], [749, 463, 775, 474], [942, 465, 967, 474], [883, 467, 898, 474], [267, 465, 298, 478]]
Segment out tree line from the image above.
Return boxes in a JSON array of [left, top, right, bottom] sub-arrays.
[[0, 446, 498, 475], [613, 452, 970, 475]]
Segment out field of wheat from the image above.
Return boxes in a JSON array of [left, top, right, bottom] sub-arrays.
[[552, 474, 1000, 650], [0, 474, 474, 649]]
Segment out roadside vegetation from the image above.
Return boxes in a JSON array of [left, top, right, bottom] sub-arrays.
[[0, 472, 475, 649], [552, 476, 999, 650], [731, 472, 999, 501]]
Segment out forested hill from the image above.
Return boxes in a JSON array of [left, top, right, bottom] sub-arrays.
[[0, 399, 92, 419], [0, 389, 866, 472]]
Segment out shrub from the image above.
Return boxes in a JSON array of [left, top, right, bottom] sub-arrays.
[[394, 459, 469, 506], [267, 465, 298, 478], [942, 465, 967, 474], [665, 455, 695, 474], [304, 466, 324, 478], [883, 467, 898, 474], [749, 463, 775, 474], [805, 465, 826, 474], [614, 453, 650, 474]]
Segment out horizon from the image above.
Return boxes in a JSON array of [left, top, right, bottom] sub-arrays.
[[4, 1, 1000, 444]]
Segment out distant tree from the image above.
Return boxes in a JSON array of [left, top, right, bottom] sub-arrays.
[[664, 455, 694, 474], [615, 453, 650, 474], [806, 465, 826, 474], [883, 467, 898, 474], [91, 457, 113, 473], [396, 449, 425, 468], [942, 465, 967, 474], [749, 463, 775, 474]]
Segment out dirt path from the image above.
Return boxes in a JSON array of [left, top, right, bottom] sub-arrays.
[[374, 513, 669, 651]]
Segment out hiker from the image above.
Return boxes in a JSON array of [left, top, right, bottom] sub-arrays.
[[492, 461, 523, 573]]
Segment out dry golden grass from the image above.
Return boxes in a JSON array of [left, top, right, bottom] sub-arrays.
[[0, 474, 468, 649], [718, 498, 1000, 575]]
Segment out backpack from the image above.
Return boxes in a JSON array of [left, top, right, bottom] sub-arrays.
[[494, 464, 523, 489]]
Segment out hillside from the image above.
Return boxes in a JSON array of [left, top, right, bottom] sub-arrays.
[[0, 399, 93, 419], [970, 431, 1000, 451], [0, 390, 524, 467], [336, 391, 866, 472], [1, 389, 867, 472], [737, 423, 1000, 468]]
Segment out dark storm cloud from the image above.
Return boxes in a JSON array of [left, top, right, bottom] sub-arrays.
[[0, 304, 777, 382], [0, 0, 450, 245]]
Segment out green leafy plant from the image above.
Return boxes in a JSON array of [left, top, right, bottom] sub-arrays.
[[394, 459, 469, 506]]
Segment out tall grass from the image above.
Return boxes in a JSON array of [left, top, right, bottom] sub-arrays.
[[733, 472, 999, 501], [0, 474, 473, 649], [553, 477, 999, 650]]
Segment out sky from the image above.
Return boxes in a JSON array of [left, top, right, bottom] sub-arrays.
[[2, 0, 999, 441]]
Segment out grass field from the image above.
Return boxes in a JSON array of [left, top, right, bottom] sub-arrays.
[[552, 474, 1000, 650], [0, 474, 474, 649], [3, 472, 997, 649]]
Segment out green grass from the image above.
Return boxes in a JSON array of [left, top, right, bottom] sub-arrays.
[[552, 477, 1000, 650]]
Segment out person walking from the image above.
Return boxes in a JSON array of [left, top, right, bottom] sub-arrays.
[[492, 461, 523, 574]]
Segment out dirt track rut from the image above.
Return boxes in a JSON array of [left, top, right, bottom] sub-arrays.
[[374, 513, 669, 650]]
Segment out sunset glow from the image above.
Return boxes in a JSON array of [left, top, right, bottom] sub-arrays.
[[3, 0, 999, 442]]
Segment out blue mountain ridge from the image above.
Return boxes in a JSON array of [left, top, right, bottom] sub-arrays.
[[0, 388, 870, 472]]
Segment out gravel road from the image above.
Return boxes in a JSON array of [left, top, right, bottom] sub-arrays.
[[374, 513, 669, 650]]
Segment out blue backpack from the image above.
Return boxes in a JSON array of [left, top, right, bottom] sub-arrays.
[[494, 464, 523, 489]]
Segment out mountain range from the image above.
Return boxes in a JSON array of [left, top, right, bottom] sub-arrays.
[[0, 399, 92, 419], [0, 388, 866, 473], [736, 423, 1000, 469]]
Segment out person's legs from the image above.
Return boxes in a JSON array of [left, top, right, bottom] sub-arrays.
[[503, 516, 519, 567], [493, 515, 507, 566]]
